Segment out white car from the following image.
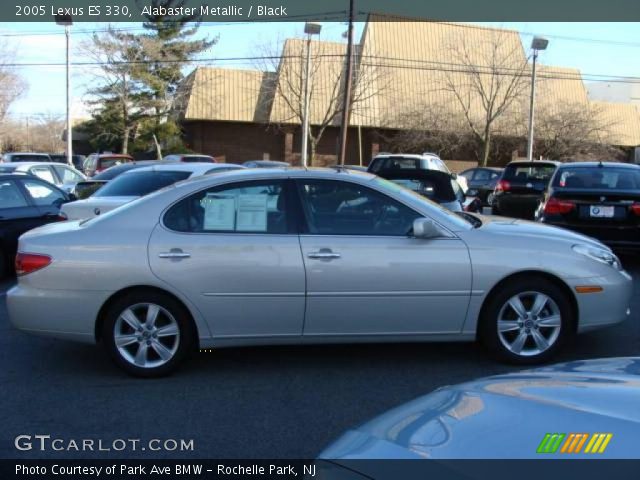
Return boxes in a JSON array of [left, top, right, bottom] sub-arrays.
[[368, 153, 469, 192], [0, 161, 86, 193], [61, 163, 244, 220]]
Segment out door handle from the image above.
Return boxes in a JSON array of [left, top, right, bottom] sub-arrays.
[[158, 250, 191, 259], [307, 251, 341, 260]]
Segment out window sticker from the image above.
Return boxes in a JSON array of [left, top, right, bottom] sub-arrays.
[[202, 194, 236, 230], [236, 194, 268, 232]]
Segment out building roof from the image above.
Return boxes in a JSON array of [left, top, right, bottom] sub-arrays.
[[179, 18, 640, 147], [181, 67, 274, 123], [592, 101, 640, 147]]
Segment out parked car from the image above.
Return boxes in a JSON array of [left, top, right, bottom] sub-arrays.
[[162, 154, 216, 163], [536, 162, 640, 251], [374, 168, 464, 211], [8, 168, 632, 376], [1, 152, 52, 163], [367, 153, 469, 192], [319, 357, 640, 463], [83, 153, 134, 177], [460, 167, 503, 205], [329, 164, 368, 172], [0, 173, 72, 278], [72, 161, 159, 199], [243, 160, 290, 168], [49, 154, 87, 171], [492, 160, 559, 219], [0, 162, 87, 193], [61, 162, 244, 220]]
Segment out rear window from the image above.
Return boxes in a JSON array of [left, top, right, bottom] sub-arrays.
[[7, 154, 50, 162], [182, 156, 215, 163], [503, 163, 556, 182], [94, 163, 143, 180], [554, 167, 640, 190], [94, 171, 191, 197], [99, 157, 132, 169], [370, 157, 419, 173]]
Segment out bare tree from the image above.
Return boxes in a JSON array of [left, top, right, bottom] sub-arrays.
[[531, 102, 623, 160], [255, 38, 385, 164], [383, 102, 474, 158], [441, 30, 530, 166], [0, 39, 26, 131]]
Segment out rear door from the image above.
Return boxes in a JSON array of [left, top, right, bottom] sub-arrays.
[[148, 178, 306, 338]]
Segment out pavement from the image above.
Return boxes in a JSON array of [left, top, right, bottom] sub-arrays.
[[1, 257, 639, 459]]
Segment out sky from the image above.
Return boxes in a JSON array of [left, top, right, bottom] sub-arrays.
[[1, 21, 639, 121]]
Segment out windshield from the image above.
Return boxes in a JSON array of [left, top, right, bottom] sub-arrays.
[[182, 156, 215, 163], [370, 176, 473, 228], [94, 171, 191, 197], [554, 167, 640, 190]]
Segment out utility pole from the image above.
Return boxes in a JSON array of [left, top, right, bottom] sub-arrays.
[[337, 0, 354, 165], [527, 36, 549, 161], [301, 23, 322, 167]]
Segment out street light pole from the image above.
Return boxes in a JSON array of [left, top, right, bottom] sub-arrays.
[[56, 14, 73, 166], [65, 24, 72, 166], [527, 36, 548, 161], [301, 22, 321, 167]]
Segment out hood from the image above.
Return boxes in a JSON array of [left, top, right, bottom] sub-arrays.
[[320, 357, 640, 460], [61, 196, 139, 220], [476, 215, 606, 249]]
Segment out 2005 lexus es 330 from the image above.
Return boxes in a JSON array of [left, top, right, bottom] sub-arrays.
[[7, 168, 632, 376]]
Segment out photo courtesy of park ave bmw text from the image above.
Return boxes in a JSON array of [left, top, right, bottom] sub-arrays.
[[0, 0, 639, 479]]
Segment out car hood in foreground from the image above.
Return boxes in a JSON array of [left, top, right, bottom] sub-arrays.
[[474, 215, 606, 249], [60, 196, 140, 220], [319, 357, 640, 460]]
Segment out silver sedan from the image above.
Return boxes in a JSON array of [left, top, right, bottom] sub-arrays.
[[7, 168, 633, 376]]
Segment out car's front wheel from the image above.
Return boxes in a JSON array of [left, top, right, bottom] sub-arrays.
[[479, 278, 573, 364], [102, 291, 195, 377]]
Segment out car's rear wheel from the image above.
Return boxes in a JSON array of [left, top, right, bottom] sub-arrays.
[[102, 291, 195, 377], [479, 278, 573, 364]]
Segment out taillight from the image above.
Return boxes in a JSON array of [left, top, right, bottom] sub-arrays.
[[495, 180, 510, 192], [631, 203, 640, 216], [544, 197, 575, 215], [15, 253, 52, 276]]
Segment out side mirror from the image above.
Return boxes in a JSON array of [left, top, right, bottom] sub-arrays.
[[451, 172, 458, 179], [67, 193, 77, 202], [412, 218, 446, 239]]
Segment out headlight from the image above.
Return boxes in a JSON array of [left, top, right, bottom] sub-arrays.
[[572, 244, 622, 270]]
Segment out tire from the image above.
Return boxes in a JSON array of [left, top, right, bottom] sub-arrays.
[[479, 277, 574, 365], [102, 290, 195, 377]]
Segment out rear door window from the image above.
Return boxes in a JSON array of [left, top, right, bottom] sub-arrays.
[[53, 165, 84, 183]]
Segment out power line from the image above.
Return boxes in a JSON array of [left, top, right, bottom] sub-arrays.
[[3, 52, 639, 84]]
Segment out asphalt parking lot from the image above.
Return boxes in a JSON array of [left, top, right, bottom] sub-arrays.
[[1, 257, 639, 460]]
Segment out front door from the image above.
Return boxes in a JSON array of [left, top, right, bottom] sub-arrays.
[[148, 179, 306, 339], [295, 178, 472, 337]]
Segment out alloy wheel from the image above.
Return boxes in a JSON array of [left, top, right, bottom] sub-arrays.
[[497, 291, 562, 357], [113, 303, 180, 368]]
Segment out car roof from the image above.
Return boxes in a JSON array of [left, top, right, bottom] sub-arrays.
[[121, 162, 245, 175], [556, 161, 639, 169], [0, 161, 78, 169], [507, 160, 560, 165], [373, 153, 441, 160], [3, 152, 50, 156], [93, 153, 133, 159]]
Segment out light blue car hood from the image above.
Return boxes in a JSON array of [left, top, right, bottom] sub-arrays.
[[320, 358, 640, 460]]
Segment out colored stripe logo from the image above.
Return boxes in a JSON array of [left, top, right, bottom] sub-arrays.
[[537, 433, 612, 454]]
